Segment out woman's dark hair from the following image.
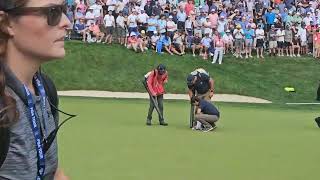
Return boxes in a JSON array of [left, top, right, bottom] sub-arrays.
[[0, 0, 27, 127]]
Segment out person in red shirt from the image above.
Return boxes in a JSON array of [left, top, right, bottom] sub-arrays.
[[185, 0, 194, 16], [145, 64, 169, 126]]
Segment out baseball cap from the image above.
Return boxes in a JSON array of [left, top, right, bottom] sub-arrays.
[[169, 15, 173, 19], [157, 64, 166, 75], [130, 32, 136, 36], [186, 74, 195, 86]]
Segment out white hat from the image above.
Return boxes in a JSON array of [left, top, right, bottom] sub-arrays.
[[169, 15, 173, 19], [130, 32, 136, 36], [226, 30, 230, 33], [153, 31, 158, 34]]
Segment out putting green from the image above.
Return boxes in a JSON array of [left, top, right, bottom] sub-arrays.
[[57, 97, 319, 180]]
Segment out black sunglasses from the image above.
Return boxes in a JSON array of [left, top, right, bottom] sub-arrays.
[[6, 4, 67, 26]]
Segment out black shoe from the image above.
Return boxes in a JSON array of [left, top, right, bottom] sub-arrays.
[[315, 117, 320, 128], [146, 119, 152, 126], [159, 121, 168, 126]]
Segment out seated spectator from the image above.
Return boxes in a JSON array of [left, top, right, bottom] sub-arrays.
[[200, 33, 212, 60], [75, 7, 85, 25], [138, 30, 149, 51], [151, 31, 160, 50], [173, 31, 185, 55], [87, 22, 105, 43], [85, 7, 96, 26], [74, 18, 88, 42], [127, 32, 139, 52], [191, 32, 202, 57], [167, 16, 177, 40], [147, 13, 158, 37]]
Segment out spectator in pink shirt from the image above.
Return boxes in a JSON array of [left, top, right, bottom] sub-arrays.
[[209, 9, 218, 29], [185, 0, 195, 16]]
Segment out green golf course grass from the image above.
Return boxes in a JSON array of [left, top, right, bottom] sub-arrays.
[[57, 97, 320, 180]]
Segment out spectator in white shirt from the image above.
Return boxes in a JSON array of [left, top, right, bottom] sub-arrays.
[[127, 10, 138, 34], [223, 30, 234, 54], [116, 11, 126, 45], [90, 0, 103, 24], [276, 26, 285, 56], [137, 9, 149, 32], [166, 16, 177, 40], [85, 8, 96, 26], [104, 10, 115, 44]]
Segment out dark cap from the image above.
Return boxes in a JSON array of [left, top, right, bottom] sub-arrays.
[[157, 64, 166, 75], [186, 74, 195, 86]]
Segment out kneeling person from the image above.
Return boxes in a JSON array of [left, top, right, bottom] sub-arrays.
[[192, 96, 220, 132]]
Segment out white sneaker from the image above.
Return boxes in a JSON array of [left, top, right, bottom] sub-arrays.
[[297, 54, 300, 57], [193, 53, 196, 57], [195, 121, 202, 130]]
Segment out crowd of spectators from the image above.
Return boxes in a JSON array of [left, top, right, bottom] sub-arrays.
[[66, 0, 320, 64]]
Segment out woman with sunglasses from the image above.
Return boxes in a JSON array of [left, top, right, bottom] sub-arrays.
[[0, 0, 70, 180]]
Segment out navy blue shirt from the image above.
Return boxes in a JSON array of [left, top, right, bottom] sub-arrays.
[[188, 73, 211, 94], [199, 100, 220, 117]]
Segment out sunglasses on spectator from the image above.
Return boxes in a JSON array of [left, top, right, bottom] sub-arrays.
[[5, 4, 67, 26]]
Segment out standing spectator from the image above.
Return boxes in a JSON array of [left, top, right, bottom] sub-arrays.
[[284, 25, 294, 57], [209, 9, 218, 30], [233, 25, 244, 58], [217, 15, 227, 33], [292, 35, 301, 57], [116, 11, 126, 45], [127, 10, 138, 34], [147, 14, 158, 37], [104, 10, 115, 44], [85, 7, 96, 26], [106, 0, 117, 14], [144, 0, 153, 16], [256, 24, 265, 58], [90, 0, 103, 24], [269, 25, 277, 56], [77, 0, 88, 14], [203, 17, 212, 37], [223, 30, 234, 54], [244, 24, 255, 58], [298, 24, 308, 55], [212, 33, 225, 64], [315, 28, 320, 58], [75, 7, 85, 24], [265, 7, 276, 31], [276, 26, 285, 56], [185, 16, 193, 35], [177, 6, 187, 30]]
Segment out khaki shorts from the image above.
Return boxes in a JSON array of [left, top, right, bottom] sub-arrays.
[[269, 41, 277, 49]]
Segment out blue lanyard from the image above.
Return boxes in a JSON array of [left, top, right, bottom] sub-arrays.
[[23, 75, 47, 180]]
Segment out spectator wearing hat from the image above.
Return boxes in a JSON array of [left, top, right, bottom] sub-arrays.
[[167, 16, 177, 39], [200, 33, 212, 60], [85, 7, 96, 26], [74, 18, 88, 42], [151, 31, 160, 50], [298, 24, 308, 55], [304, 12, 313, 26], [192, 32, 202, 56], [147, 14, 158, 37], [209, 8, 218, 30], [244, 24, 255, 58], [269, 25, 278, 56], [87, 22, 105, 43], [103, 10, 115, 44], [265, 7, 276, 31], [127, 32, 139, 52], [212, 32, 225, 64], [157, 15, 167, 35], [217, 15, 227, 33], [90, 0, 103, 24], [137, 9, 149, 32], [255, 24, 265, 58], [116, 11, 126, 45], [233, 24, 244, 58], [177, 6, 187, 30], [223, 30, 234, 54], [292, 34, 301, 57], [127, 10, 138, 34], [284, 25, 294, 57], [276, 26, 285, 56]]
